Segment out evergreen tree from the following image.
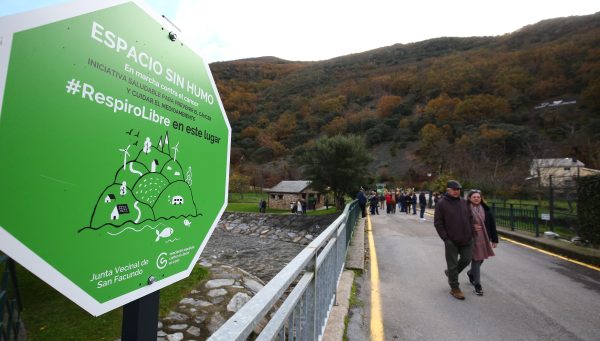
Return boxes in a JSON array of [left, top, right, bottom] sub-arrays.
[[299, 135, 371, 209]]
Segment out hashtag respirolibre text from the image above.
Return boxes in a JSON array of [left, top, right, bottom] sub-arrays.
[[65, 78, 171, 127]]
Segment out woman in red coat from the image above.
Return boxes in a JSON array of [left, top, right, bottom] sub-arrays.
[[385, 191, 393, 214]]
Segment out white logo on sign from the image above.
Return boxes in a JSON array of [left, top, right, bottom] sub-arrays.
[[156, 252, 168, 269]]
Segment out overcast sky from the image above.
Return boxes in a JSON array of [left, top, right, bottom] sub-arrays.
[[1, 0, 599, 63]]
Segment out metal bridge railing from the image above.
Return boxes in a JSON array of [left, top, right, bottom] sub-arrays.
[[208, 200, 360, 341], [1, 254, 23, 341]]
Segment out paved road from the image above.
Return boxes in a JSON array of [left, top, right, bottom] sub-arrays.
[[360, 211, 600, 341]]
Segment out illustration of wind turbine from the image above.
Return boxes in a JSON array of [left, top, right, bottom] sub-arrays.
[[172, 142, 179, 161], [119, 145, 131, 170]]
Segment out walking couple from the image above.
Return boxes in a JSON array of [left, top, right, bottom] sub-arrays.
[[434, 180, 498, 299]]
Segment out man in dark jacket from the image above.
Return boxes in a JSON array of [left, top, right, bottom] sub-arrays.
[[369, 191, 379, 215], [434, 180, 473, 300], [357, 187, 367, 218], [418, 192, 427, 220]]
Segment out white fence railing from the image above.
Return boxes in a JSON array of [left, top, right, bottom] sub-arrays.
[[208, 200, 360, 340]]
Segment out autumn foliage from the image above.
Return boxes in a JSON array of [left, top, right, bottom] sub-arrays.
[[210, 13, 600, 190]]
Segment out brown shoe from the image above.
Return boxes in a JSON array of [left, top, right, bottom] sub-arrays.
[[450, 288, 465, 300]]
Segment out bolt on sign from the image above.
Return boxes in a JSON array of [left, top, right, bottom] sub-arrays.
[[0, 0, 231, 316]]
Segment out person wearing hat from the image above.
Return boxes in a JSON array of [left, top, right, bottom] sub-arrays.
[[434, 180, 473, 300]]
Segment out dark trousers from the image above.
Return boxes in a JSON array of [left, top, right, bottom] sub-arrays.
[[419, 205, 426, 218], [470, 260, 484, 285], [370, 203, 379, 215], [444, 239, 473, 289], [359, 203, 366, 218]]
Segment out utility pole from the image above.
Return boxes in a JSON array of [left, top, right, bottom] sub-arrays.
[[548, 175, 554, 232]]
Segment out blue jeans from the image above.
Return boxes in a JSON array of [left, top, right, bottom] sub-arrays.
[[469, 260, 484, 285]]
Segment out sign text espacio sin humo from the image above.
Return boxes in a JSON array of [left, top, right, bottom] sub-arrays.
[[90, 21, 214, 106]]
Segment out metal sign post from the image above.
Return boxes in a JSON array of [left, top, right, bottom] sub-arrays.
[[121, 290, 160, 341]]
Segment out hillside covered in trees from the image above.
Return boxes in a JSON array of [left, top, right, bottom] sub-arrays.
[[211, 12, 600, 193]]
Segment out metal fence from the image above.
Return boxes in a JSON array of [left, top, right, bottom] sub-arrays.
[[0, 254, 22, 341], [491, 202, 541, 237], [490, 201, 578, 239], [208, 200, 360, 341], [542, 174, 579, 237]]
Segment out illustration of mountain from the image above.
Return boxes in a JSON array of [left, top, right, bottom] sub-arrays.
[[80, 132, 198, 231]]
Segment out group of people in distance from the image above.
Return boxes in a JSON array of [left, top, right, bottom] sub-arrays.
[[358, 188, 430, 220], [357, 180, 498, 299]]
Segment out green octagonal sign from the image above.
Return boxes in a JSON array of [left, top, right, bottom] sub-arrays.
[[0, 0, 230, 315]]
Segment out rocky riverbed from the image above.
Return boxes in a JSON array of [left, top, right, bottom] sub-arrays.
[[155, 212, 339, 341]]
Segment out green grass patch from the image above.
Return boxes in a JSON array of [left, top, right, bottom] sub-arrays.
[[226, 202, 288, 214], [227, 191, 341, 215], [343, 314, 350, 341], [228, 192, 268, 203], [305, 207, 339, 215], [226, 202, 339, 215], [489, 198, 577, 213], [16, 263, 208, 340], [349, 272, 363, 308]]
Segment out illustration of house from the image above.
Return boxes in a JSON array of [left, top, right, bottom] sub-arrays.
[[171, 196, 184, 205], [111, 206, 120, 220], [110, 204, 130, 220], [104, 194, 116, 203]]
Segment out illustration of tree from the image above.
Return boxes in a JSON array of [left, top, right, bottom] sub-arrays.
[[120, 181, 127, 196], [185, 166, 193, 186], [164, 132, 170, 156], [143, 137, 152, 154]]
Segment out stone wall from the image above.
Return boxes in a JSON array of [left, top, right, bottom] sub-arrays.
[[266, 193, 326, 210], [216, 212, 339, 243], [267, 193, 301, 210]]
